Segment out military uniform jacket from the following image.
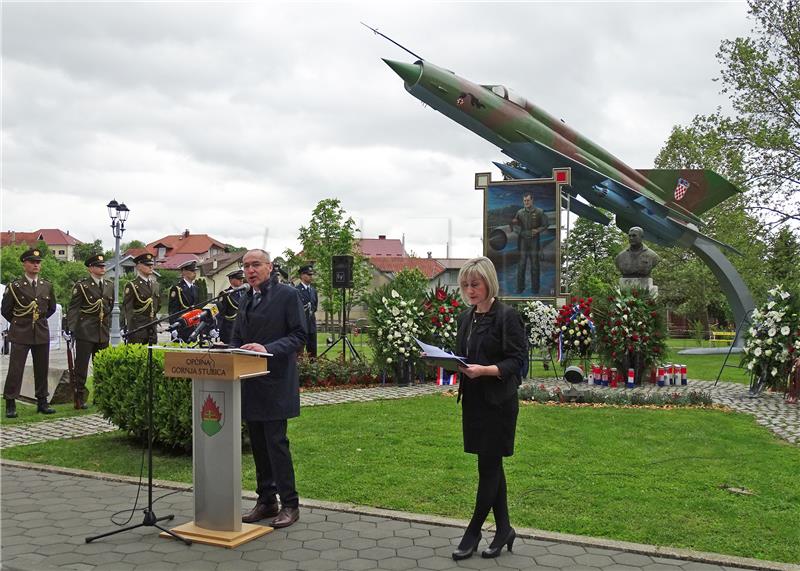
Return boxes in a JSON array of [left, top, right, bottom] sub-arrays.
[[168, 280, 198, 319], [231, 276, 306, 422], [67, 277, 114, 344], [217, 287, 243, 325], [1, 278, 57, 345], [512, 206, 547, 250], [122, 276, 160, 333], [295, 283, 318, 328]]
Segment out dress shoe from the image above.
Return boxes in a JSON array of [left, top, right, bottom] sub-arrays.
[[481, 527, 516, 558], [451, 532, 481, 561], [37, 401, 55, 414], [74, 398, 89, 410], [242, 501, 280, 524], [5, 399, 17, 419], [270, 506, 299, 528]]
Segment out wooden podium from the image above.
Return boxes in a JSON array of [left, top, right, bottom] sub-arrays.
[[160, 349, 273, 548]]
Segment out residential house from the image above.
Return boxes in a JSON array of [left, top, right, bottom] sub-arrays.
[[146, 230, 227, 266], [358, 235, 407, 257], [1, 228, 83, 261], [197, 252, 245, 297]]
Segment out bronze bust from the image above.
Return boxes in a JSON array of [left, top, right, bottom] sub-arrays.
[[615, 227, 660, 278]]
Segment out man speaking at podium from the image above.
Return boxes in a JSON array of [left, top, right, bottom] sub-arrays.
[[231, 249, 306, 529]]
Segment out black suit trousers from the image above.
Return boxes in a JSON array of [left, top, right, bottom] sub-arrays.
[[246, 420, 299, 508]]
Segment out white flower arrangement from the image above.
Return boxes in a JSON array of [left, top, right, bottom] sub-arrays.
[[373, 289, 424, 366], [521, 300, 558, 351], [742, 285, 800, 388]]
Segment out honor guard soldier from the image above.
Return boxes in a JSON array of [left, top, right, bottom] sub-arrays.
[[217, 269, 245, 345], [2, 248, 57, 417], [122, 253, 160, 344], [296, 265, 318, 358], [168, 260, 199, 342], [66, 254, 114, 410]]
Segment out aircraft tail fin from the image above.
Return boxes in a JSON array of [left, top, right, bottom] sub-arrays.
[[636, 169, 741, 217]]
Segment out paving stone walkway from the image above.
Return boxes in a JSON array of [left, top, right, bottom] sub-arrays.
[[2, 464, 792, 571]]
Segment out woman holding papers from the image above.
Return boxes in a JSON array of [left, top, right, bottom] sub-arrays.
[[451, 256, 526, 561]]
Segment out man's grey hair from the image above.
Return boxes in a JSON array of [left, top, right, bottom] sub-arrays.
[[244, 249, 271, 263]]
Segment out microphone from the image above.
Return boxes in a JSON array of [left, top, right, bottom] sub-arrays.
[[232, 283, 250, 292], [188, 303, 220, 342], [166, 308, 203, 331]]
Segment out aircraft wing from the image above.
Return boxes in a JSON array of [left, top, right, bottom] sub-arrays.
[[666, 216, 742, 256], [505, 132, 703, 225]]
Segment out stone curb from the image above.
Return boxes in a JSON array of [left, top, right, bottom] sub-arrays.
[[2, 459, 795, 571]]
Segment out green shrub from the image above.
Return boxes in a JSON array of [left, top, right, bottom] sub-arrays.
[[93, 344, 192, 450], [518, 383, 713, 407], [298, 355, 381, 388]]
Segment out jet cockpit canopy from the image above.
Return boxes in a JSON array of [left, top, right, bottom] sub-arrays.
[[485, 85, 528, 109]]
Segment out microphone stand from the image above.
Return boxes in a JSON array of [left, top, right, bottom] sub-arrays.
[[86, 285, 249, 544], [86, 307, 190, 544]]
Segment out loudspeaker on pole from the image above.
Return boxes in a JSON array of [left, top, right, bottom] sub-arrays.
[[332, 255, 353, 289]]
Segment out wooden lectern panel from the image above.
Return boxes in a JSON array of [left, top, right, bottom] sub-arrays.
[[163, 351, 267, 381]]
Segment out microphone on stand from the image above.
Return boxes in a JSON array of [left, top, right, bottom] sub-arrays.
[[165, 308, 203, 332], [188, 303, 220, 343]]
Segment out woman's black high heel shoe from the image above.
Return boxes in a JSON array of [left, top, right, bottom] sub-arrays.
[[451, 532, 481, 561], [481, 527, 515, 558]]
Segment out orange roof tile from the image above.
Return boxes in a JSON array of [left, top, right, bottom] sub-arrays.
[[369, 257, 446, 280]]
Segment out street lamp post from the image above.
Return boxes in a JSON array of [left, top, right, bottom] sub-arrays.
[[107, 199, 130, 346]]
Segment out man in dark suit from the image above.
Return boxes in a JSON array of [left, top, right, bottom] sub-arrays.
[[216, 268, 245, 345], [295, 265, 318, 358], [2, 248, 57, 417], [168, 260, 199, 342], [66, 254, 114, 410], [122, 253, 160, 344], [231, 249, 306, 528]]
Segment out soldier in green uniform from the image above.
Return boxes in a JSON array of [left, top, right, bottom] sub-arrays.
[[122, 253, 160, 344], [1, 248, 57, 417], [510, 192, 548, 294], [66, 254, 114, 409], [216, 268, 245, 345]]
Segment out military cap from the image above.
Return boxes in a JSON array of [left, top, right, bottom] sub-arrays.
[[179, 260, 197, 272], [20, 248, 43, 262], [85, 254, 106, 267], [133, 252, 155, 266], [299, 265, 315, 275], [273, 264, 289, 280], [227, 269, 244, 280]]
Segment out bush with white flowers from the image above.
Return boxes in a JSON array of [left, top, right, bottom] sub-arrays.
[[742, 285, 800, 390], [521, 300, 558, 351], [369, 289, 425, 372]]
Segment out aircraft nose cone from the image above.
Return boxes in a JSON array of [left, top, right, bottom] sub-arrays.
[[383, 59, 422, 86]]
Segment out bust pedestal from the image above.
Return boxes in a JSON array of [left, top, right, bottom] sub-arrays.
[[619, 277, 658, 298]]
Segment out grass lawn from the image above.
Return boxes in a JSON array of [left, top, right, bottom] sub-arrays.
[[4, 395, 798, 563]]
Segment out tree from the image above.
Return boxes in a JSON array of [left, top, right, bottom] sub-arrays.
[[120, 239, 146, 252], [294, 199, 370, 327], [74, 239, 104, 262], [563, 215, 626, 298], [655, 115, 772, 328], [695, 0, 799, 227], [767, 226, 800, 286]]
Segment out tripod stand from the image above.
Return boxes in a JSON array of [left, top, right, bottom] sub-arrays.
[[86, 319, 191, 545], [320, 288, 360, 361]]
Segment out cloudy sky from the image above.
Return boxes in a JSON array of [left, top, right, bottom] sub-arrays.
[[2, 1, 752, 260]]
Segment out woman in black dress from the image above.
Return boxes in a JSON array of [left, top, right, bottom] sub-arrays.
[[453, 256, 527, 560]]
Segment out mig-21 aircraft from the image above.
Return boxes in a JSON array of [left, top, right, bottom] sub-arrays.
[[368, 24, 753, 342]]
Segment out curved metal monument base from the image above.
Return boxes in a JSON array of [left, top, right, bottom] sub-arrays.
[[688, 236, 754, 347]]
